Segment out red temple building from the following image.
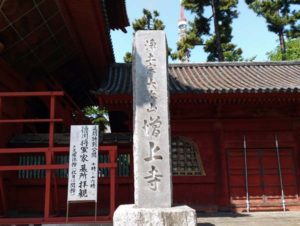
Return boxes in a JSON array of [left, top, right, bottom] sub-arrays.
[[0, 0, 129, 224], [1, 0, 300, 225], [97, 62, 300, 213]]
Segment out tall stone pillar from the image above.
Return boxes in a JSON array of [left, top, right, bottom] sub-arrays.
[[132, 30, 172, 208], [113, 30, 196, 226]]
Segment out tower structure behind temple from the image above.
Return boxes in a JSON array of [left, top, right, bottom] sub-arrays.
[[178, 0, 190, 63]]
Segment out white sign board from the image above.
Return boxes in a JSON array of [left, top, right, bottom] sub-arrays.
[[67, 125, 99, 202]]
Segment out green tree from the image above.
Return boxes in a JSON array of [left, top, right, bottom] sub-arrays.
[[289, 24, 300, 39], [123, 9, 166, 63], [246, 0, 300, 59], [123, 52, 133, 64], [132, 9, 165, 31], [171, 22, 201, 62], [267, 38, 300, 61], [82, 106, 109, 132], [182, 0, 243, 62]]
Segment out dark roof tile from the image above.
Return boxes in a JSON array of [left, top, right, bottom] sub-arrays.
[[97, 61, 300, 95]]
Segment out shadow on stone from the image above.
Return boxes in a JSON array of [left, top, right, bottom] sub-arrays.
[[197, 223, 216, 226]]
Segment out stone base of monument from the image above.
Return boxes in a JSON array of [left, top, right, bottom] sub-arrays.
[[113, 204, 197, 226]]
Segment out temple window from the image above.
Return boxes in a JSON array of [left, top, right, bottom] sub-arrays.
[[18, 153, 131, 178], [18, 155, 46, 179], [171, 137, 205, 176], [17, 137, 204, 178]]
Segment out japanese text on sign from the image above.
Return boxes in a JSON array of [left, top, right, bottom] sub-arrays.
[[67, 125, 99, 202]]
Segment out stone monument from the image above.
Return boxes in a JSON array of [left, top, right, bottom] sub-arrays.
[[113, 31, 196, 226]]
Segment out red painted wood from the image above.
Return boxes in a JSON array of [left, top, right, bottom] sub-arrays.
[[100, 92, 300, 212], [1, 88, 300, 223], [44, 95, 56, 219], [109, 147, 117, 218], [0, 91, 64, 97], [227, 148, 298, 211], [0, 147, 118, 224], [0, 163, 118, 171], [57, 0, 113, 85], [0, 147, 48, 154], [0, 97, 2, 118], [0, 60, 26, 92], [52, 172, 59, 215], [0, 174, 6, 215], [0, 119, 63, 123], [44, 151, 52, 219]]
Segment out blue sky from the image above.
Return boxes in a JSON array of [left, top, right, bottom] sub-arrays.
[[111, 0, 280, 63]]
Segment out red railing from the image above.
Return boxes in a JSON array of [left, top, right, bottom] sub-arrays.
[[0, 92, 117, 224]]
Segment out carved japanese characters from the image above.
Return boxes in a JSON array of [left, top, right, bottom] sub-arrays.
[[133, 31, 172, 208]]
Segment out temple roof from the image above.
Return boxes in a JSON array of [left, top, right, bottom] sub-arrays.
[[0, 0, 129, 106], [105, 0, 129, 32], [97, 61, 300, 95], [0, 0, 129, 75]]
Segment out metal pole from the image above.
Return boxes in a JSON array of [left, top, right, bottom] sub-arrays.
[[275, 134, 286, 211], [243, 135, 250, 212]]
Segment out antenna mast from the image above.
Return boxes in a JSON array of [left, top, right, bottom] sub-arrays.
[[178, 0, 189, 62]]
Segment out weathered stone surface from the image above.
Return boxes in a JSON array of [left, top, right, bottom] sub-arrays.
[[132, 30, 172, 208], [113, 204, 196, 226], [43, 224, 110, 226], [113, 30, 196, 226]]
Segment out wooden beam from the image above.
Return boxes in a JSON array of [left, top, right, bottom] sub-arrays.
[[0, 91, 64, 97], [56, 0, 113, 86], [0, 174, 7, 216]]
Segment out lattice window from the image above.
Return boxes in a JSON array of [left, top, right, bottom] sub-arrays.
[[99, 153, 109, 177], [99, 153, 131, 177], [118, 153, 130, 177], [171, 137, 205, 176], [18, 155, 45, 179], [18, 153, 131, 178], [55, 154, 68, 178]]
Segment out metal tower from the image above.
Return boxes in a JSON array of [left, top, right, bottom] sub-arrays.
[[178, 0, 190, 62]]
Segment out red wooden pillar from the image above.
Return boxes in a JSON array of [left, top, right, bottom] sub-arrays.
[[44, 95, 56, 219], [0, 97, 2, 147], [0, 173, 7, 216], [0, 97, 2, 118], [51, 95, 59, 215], [292, 121, 300, 199], [44, 152, 52, 219], [109, 146, 117, 219], [214, 121, 230, 209], [52, 171, 59, 214]]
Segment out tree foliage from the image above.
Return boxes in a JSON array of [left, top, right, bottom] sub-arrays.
[[267, 38, 300, 61], [132, 9, 165, 31], [123, 9, 166, 63], [246, 0, 300, 59], [170, 22, 201, 61], [181, 0, 243, 62], [82, 106, 109, 132], [123, 52, 133, 64]]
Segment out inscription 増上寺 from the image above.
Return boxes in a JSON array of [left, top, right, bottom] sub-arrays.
[[144, 141, 163, 162], [144, 165, 163, 191], [143, 116, 162, 137]]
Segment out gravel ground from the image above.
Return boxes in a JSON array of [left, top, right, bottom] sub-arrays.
[[197, 211, 300, 226], [42, 211, 300, 226]]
